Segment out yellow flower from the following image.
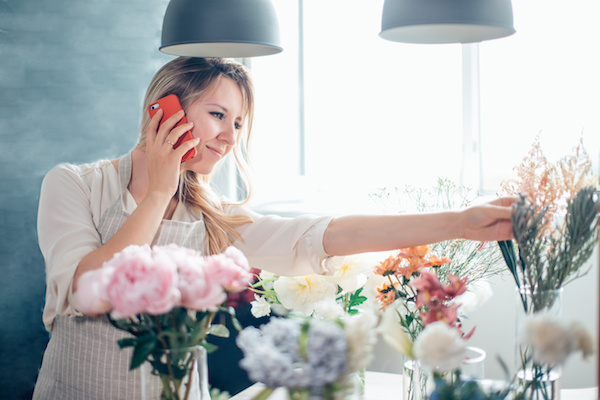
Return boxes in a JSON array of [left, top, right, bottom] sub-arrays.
[[332, 255, 371, 293], [273, 275, 338, 315]]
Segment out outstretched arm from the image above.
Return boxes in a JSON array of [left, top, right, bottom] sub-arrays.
[[322, 196, 516, 256]]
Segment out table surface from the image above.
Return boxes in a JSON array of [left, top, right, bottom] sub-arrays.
[[230, 371, 598, 400]]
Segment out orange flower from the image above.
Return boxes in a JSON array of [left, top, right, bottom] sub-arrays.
[[374, 254, 402, 277], [397, 245, 430, 260], [424, 253, 452, 268], [376, 281, 399, 310]]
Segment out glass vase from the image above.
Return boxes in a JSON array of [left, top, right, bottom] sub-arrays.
[[515, 287, 563, 400], [402, 357, 429, 400], [285, 374, 362, 400], [141, 345, 211, 400], [460, 346, 486, 381]]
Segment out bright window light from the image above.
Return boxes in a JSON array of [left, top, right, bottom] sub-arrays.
[[248, 0, 600, 213]]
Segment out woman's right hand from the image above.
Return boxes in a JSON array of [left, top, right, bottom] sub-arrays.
[[144, 109, 199, 200]]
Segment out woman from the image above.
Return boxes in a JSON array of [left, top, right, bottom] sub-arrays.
[[34, 57, 515, 399]]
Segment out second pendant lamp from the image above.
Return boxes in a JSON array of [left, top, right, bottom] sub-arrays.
[[380, 0, 515, 44]]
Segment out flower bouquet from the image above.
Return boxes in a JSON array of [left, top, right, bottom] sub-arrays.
[[74, 244, 254, 400], [246, 255, 377, 398], [497, 137, 599, 399], [374, 246, 482, 400], [236, 312, 376, 400], [249, 254, 374, 319]]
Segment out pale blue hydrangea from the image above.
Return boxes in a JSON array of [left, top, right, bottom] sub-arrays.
[[237, 317, 349, 389], [306, 319, 348, 387]]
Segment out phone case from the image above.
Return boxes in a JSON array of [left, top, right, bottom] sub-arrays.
[[148, 94, 197, 162]]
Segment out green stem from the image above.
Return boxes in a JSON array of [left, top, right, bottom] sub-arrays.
[[252, 387, 275, 400], [153, 316, 179, 399]]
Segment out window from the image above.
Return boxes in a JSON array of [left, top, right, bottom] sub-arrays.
[[248, 0, 600, 213], [479, 0, 600, 191]]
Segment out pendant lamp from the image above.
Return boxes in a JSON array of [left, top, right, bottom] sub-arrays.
[[160, 0, 283, 58], [380, 0, 515, 44]]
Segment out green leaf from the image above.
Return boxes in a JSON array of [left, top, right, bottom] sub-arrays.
[[129, 333, 157, 370], [498, 240, 519, 287], [116, 337, 137, 349], [208, 324, 230, 338], [203, 342, 219, 354], [231, 316, 244, 332]]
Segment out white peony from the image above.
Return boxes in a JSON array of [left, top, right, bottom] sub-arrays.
[[273, 275, 338, 315], [413, 321, 468, 373]]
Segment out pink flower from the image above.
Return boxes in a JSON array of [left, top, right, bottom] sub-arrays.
[[73, 267, 112, 316], [105, 245, 180, 319], [420, 303, 459, 326], [178, 260, 227, 311], [205, 248, 253, 293], [223, 246, 250, 270], [411, 270, 446, 307], [411, 271, 468, 307]]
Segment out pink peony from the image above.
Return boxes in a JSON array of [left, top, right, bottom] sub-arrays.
[[205, 248, 253, 293], [104, 245, 181, 319], [223, 246, 250, 270], [73, 267, 113, 316], [177, 259, 227, 311]]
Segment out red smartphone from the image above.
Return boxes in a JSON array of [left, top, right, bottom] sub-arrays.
[[148, 94, 197, 162]]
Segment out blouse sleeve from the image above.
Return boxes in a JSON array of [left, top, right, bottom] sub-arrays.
[[37, 164, 104, 329], [228, 205, 335, 276]]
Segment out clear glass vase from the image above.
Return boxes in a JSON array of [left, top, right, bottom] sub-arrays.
[[402, 358, 429, 400], [285, 374, 362, 400], [141, 345, 211, 400], [515, 287, 563, 400]]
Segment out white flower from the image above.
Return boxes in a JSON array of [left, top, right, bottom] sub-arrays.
[[453, 279, 493, 316], [313, 300, 345, 319], [413, 321, 468, 373], [259, 270, 278, 281], [273, 275, 338, 315], [378, 304, 414, 359], [344, 312, 377, 372], [250, 294, 272, 318], [519, 312, 575, 365], [331, 255, 372, 293]]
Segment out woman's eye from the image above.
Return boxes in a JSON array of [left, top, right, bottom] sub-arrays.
[[210, 112, 224, 120], [234, 122, 242, 130]]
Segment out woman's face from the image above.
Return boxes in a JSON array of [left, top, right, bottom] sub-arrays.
[[182, 77, 244, 174]]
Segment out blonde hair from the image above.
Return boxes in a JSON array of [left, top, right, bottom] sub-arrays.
[[138, 57, 254, 254]]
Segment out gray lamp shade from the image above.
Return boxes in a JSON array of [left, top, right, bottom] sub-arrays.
[[160, 0, 283, 58], [380, 0, 515, 44]]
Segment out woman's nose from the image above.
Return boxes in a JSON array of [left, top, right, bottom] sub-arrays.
[[218, 125, 235, 145]]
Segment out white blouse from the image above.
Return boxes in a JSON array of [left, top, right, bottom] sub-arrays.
[[37, 157, 334, 330]]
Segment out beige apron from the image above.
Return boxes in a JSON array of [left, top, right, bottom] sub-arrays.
[[33, 152, 207, 400]]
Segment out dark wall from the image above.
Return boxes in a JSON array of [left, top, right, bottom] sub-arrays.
[[0, 1, 172, 398]]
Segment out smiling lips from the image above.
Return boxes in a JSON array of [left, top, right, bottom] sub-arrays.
[[207, 145, 224, 157]]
